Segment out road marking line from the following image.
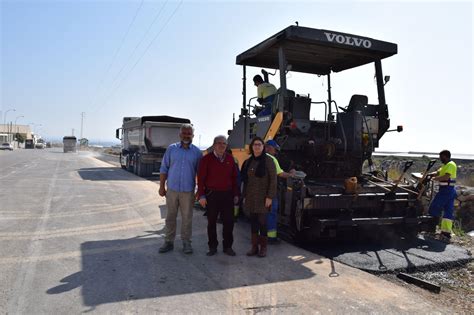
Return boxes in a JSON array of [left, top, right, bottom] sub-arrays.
[[8, 159, 60, 313], [0, 196, 158, 219], [0, 217, 163, 240], [0, 160, 39, 179], [0, 238, 160, 265]]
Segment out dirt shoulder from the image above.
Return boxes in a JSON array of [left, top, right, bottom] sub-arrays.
[[378, 234, 473, 314]]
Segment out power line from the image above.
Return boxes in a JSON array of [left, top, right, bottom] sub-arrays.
[[89, 0, 145, 109], [100, 0, 183, 109], [124, 0, 183, 81], [101, 0, 169, 100]]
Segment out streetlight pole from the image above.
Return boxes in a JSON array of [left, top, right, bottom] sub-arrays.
[[28, 122, 40, 143], [34, 124, 43, 134], [14, 115, 24, 133], [3, 108, 16, 143], [80, 112, 85, 140]]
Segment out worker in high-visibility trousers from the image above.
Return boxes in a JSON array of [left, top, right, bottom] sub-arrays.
[[428, 150, 457, 241], [265, 140, 295, 244]]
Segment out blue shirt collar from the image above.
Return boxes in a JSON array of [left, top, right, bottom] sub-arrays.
[[178, 141, 192, 149]]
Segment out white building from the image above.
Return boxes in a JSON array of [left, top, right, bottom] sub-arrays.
[[0, 124, 33, 147]]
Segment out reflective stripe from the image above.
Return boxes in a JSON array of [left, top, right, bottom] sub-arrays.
[[440, 218, 453, 234], [268, 230, 277, 238], [439, 180, 456, 186]]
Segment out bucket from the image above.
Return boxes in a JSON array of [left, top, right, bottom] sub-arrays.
[[344, 177, 358, 194]]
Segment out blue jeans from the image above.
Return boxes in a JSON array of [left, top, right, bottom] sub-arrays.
[[429, 186, 457, 234], [257, 95, 275, 117], [429, 186, 456, 220]]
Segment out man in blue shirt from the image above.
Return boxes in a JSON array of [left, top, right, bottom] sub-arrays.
[[159, 124, 202, 254]]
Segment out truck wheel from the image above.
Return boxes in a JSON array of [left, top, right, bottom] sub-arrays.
[[136, 159, 147, 177], [132, 156, 138, 175], [144, 163, 153, 177], [119, 153, 126, 169], [134, 158, 140, 176], [126, 156, 133, 172]]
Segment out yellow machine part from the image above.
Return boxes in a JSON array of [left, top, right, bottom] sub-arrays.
[[231, 112, 284, 168], [265, 111, 283, 142]]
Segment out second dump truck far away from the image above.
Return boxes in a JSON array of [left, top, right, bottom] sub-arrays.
[[63, 136, 77, 153], [116, 116, 190, 177]]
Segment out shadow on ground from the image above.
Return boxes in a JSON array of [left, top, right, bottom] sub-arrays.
[[46, 227, 317, 308], [77, 167, 149, 181]]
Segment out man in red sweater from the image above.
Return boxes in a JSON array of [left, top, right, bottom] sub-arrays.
[[198, 135, 239, 256]]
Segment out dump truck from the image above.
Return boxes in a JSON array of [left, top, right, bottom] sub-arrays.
[[227, 25, 437, 241], [25, 139, 34, 149], [116, 116, 190, 177], [63, 136, 77, 153]]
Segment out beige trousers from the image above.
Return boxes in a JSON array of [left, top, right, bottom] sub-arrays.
[[164, 190, 195, 243]]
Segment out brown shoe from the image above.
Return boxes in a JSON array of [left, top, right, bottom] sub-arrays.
[[246, 233, 259, 256], [258, 236, 267, 257]]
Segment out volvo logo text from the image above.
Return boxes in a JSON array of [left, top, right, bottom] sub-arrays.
[[324, 32, 372, 48]]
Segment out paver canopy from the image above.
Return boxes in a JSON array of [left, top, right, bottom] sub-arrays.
[[236, 26, 397, 74]]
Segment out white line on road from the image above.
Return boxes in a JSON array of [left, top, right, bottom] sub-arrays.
[[7, 159, 60, 313], [0, 238, 161, 265], [0, 195, 159, 219], [0, 217, 163, 240]]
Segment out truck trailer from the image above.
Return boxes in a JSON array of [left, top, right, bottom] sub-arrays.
[[116, 116, 190, 177], [63, 136, 77, 153], [25, 139, 34, 149]]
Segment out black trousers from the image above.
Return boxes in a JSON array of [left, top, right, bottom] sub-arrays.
[[207, 190, 234, 249], [250, 213, 267, 237]]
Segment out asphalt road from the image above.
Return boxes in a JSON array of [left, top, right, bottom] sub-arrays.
[[0, 148, 452, 314]]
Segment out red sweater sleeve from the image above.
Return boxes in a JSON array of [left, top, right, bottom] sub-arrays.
[[197, 154, 209, 198]]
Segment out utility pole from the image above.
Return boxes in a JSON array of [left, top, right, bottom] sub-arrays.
[[3, 108, 15, 143], [72, 128, 75, 136], [80, 112, 85, 139], [14, 115, 24, 143]]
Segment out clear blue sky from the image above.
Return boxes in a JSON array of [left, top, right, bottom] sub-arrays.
[[1, 0, 473, 153]]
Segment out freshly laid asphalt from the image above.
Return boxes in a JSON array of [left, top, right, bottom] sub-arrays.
[[311, 235, 472, 274], [0, 148, 460, 313]]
